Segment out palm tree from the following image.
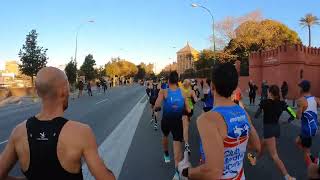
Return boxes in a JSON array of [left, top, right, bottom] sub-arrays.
[[300, 14, 320, 47]]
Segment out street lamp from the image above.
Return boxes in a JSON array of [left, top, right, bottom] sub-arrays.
[[74, 20, 95, 63], [191, 3, 216, 64]]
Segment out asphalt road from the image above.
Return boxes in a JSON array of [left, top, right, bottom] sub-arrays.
[[1, 85, 319, 180], [0, 84, 145, 177]]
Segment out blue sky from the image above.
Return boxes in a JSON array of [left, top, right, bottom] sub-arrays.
[[1, 0, 320, 72]]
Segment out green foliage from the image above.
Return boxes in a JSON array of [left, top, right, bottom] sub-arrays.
[[64, 58, 77, 85], [195, 49, 237, 71], [80, 54, 96, 81], [157, 70, 170, 80], [18, 29, 48, 84], [224, 19, 301, 76], [96, 66, 106, 79], [227, 20, 301, 53], [105, 58, 138, 77]]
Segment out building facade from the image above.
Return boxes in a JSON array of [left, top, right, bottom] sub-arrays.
[[176, 42, 199, 75], [249, 44, 320, 99], [4, 61, 20, 75], [163, 62, 177, 72]]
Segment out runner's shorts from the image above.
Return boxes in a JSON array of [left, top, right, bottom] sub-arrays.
[[161, 115, 183, 142], [203, 107, 212, 112], [149, 96, 157, 106], [263, 123, 280, 139], [299, 135, 312, 148]]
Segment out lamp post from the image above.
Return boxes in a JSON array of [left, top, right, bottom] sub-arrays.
[[74, 20, 95, 63], [191, 3, 216, 64]]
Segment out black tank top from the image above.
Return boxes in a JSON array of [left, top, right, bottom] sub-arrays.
[[23, 116, 83, 180]]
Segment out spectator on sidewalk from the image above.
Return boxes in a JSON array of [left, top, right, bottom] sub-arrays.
[[281, 81, 289, 101], [261, 80, 269, 101], [87, 81, 93, 96], [78, 80, 84, 98], [96, 81, 101, 93], [249, 80, 258, 105]]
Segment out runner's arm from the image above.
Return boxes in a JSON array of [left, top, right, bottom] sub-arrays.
[[316, 97, 320, 108], [296, 98, 305, 120], [0, 128, 26, 180], [188, 113, 224, 180], [284, 102, 297, 120], [246, 112, 261, 153], [254, 100, 264, 118], [82, 126, 115, 180], [185, 98, 191, 113], [154, 90, 164, 111], [191, 90, 198, 103]]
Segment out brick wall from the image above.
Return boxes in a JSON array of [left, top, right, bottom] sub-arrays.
[[249, 44, 320, 99]]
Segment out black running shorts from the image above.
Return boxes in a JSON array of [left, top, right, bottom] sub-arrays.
[[299, 135, 312, 148], [161, 115, 183, 142], [149, 96, 157, 106], [263, 123, 280, 139], [203, 107, 212, 112]]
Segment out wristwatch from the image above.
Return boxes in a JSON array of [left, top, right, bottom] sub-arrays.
[[182, 168, 189, 177]]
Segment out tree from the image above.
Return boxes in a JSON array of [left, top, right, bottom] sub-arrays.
[[18, 29, 48, 85], [80, 54, 96, 81], [157, 70, 170, 80], [105, 62, 120, 77], [215, 10, 263, 48], [135, 65, 146, 80], [96, 66, 106, 79], [300, 14, 320, 47], [105, 59, 138, 77], [145, 63, 154, 74], [65, 58, 77, 86], [195, 49, 236, 71]]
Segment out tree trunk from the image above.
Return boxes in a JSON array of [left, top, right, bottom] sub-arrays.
[[31, 76, 34, 87], [308, 25, 311, 47]]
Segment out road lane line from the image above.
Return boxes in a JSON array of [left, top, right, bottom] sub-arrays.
[[83, 94, 147, 179], [0, 140, 8, 145], [95, 98, 111, 105]]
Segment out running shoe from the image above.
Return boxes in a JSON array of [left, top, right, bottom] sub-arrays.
[[172, 170, 180, 180], [164, 154, 171, 163], [150, 118, 154, 124], [185, 144, 191, 154], [247, 153, 256, 166], [154, 122, 158, 131], [284, 175, 296, 180]]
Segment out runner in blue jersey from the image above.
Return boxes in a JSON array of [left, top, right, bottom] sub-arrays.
[[154, 71, 190, 180], [178, 63, 260, 180], [202, 79, 214, 112], [161, 80, 169, 89], [295, 80, 320, 162]]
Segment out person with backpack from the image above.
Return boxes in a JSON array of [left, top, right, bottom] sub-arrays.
[[295, 80, 320, 162]]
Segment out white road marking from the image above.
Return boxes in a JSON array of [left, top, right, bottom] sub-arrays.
[[83, 94, 147, 179], [95, 98, 111, 105], [0, 140, 8, 145]]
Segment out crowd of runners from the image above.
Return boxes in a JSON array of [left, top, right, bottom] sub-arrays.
[[0, 63, 319, 180], [146, 63, 320, 180]]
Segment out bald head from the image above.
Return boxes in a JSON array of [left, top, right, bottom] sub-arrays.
[[35, 67, 68, 99]]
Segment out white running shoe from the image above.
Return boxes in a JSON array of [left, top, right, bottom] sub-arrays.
[[185, 144, 191, 154]]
